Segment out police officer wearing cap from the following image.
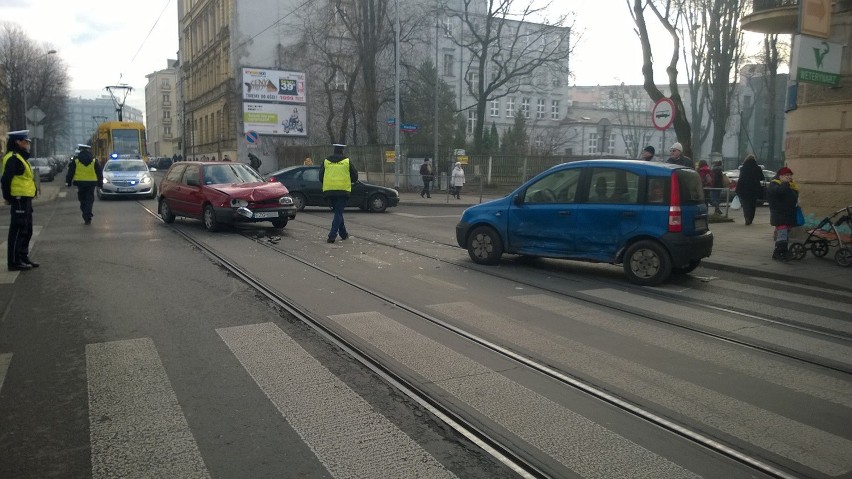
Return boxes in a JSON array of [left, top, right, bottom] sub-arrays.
[[319, 143, 358, 243], [65, 144, 103, 224], [1, 130, 39, 271]]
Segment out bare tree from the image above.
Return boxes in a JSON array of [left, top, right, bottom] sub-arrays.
[[628, 0, 693, 158], [445, 0, 572, 154], [0, 23, 69, 154], [760, 33, 786, 164], [601, 83, 654, 159]]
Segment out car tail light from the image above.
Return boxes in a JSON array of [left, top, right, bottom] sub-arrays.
[[268, 177, 277, 182], [668, 173, 682, 232]]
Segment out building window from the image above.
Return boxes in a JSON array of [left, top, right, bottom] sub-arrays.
[[467, 110, 476, 135], [443, 54, 454, 76], [551, 100, 560, 120], [163, 110, 171, 119], [588, 133, 598, 153], [443, 17, 453, 37], [506, 97, 515, 117], [522, 98, 530, 118], [160, 79, 170, 88], [608, 134, 616, 154], [536, 99, 545, 119], [490, 99, 500, 116], [334, 70, 347, 90], [466, 70, 478, 84], [162, 94, 170, 104]]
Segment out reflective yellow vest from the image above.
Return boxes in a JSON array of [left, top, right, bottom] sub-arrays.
[[322, 158, 352, 192], [73, 158, 98, 182], [9, 155, 36, 197]]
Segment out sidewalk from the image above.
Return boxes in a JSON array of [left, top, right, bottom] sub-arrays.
[[398, 191, 852, 292]]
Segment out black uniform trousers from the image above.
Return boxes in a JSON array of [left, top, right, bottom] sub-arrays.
[[7, 197, 33, 267], [76, 184, 96, 220]]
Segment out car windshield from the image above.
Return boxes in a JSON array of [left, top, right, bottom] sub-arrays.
[[28, 158, 48, 166], [203, 163, 262, 185], [105, 161, 148, 172]]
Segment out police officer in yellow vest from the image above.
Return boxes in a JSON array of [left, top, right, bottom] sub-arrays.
[[65, 144, 103, 225], [1, 130, 39, 271], [319, 143, 358, 243]]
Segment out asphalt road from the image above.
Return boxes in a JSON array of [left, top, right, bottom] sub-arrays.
[[0, 188, 850, 478]]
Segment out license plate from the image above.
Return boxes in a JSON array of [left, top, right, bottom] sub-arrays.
[[117, 188, 135, 193], [695, 218, 708, 230], [254, 211, 279, 219]]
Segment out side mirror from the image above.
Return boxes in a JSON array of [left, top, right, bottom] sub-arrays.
[[512, 193, 523, 206]]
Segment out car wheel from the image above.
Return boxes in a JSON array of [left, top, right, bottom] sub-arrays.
[[671, 260, 701, 274], [623, 240, 672, 286], [291, 192, 306, 211], [467, 226, 503, 265], [367, 194, 388, 213], [271, 218, 288, 229], [159, 198, 175, 223], [203, 204, 220, 232]]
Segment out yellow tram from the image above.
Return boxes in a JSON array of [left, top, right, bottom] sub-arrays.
[[89, 121, 148, 167]]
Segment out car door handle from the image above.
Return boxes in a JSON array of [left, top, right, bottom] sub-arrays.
[[622, 211, 636, 217], [558, 211, 571, 216]]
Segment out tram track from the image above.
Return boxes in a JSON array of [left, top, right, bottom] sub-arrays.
[[288, 211, 852, 374], [139, 202, 826, 479]]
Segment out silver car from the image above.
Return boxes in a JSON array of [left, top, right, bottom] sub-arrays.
[[28, 158, 55, 181], [98, 159, 157, 199]]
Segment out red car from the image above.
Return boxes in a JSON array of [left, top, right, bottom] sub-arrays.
[[158, 161, 297, 231]]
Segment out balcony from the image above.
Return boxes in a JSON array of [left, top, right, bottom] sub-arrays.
[[741, 0, 799, 33]]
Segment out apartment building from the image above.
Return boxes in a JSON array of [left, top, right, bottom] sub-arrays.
[[145, 60, 180, 158]]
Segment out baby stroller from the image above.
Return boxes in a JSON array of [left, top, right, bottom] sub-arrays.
[[789, 205, 852, 266]]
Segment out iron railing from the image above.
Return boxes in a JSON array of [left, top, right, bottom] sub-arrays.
[[752, 0, 798, 12]]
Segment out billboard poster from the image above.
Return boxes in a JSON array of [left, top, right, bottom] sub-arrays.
[[243, 103, 307, 136], [241, 68, 306, 103]]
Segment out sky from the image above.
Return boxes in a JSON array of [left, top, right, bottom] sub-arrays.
[[0, 0, 764, 116]]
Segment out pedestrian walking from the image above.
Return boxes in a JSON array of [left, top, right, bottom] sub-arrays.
[[320, 143, 358, 243], [710, 158, 724, 215], [735, 154, 763, 225], [767, 166, 799, 261], [248, 152, 262, 171], [1, 130, 39, 270], [451, 162, 465, 199], [639, 145, 655, 161], [666, 142, 694, 169], [419, 158, 434, 198], [65, 144, 103, 225]]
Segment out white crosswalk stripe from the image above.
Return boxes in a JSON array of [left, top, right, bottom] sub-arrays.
[[86, 338, 210, 479], [580, 287, 852, 367], [329, 311, 699, 479], [217, 322, 456, 479], [0, 353, 11, 393]]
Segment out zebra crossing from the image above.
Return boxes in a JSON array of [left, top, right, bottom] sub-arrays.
[[1, 286, 850, 478]]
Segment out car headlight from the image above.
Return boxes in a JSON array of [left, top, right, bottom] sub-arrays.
[[140, 176, 152, 184], [231, 198, 248, 208], [279, 196, 294, 205], [102, 177, 111, 185]]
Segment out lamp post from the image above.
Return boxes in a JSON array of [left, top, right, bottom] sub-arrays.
[[394, 0, 400, 188]]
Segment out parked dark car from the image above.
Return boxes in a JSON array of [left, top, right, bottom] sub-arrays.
[[158, 161, 296, 231], [148, 157, 174, 171], [265, 165, 400, 213], [455, 160, 713, 286]]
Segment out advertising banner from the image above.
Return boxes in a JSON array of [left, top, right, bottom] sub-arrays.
[[241, 68, 306, 103], [243, 103, 307, 136]]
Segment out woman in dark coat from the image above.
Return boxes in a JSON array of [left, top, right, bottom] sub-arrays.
[[767, 166, 799, 261], [735, 154, 763, 225]]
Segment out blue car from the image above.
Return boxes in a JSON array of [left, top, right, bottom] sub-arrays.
[[455, 160, 713, 285]]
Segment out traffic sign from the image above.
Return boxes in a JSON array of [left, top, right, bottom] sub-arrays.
[[401, 123, 418, 132], [25, 107, 45, 124], [651, 98, 675, 131], [245, 130, 259, 145]]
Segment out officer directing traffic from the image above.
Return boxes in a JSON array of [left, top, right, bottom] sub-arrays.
[[65, 144, 103, 225], [1, 130, 40, 271], [319, 143, 358, 243]]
